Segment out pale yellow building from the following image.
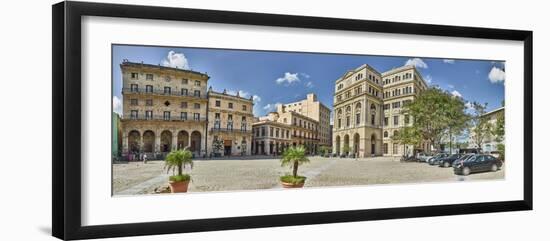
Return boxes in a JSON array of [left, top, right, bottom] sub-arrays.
[[207, 88, 254, 156], [332, 64, 429, 157], [120, 60, 209, 157], [333, 64, 384, 157], [282, 93, 331, 148]]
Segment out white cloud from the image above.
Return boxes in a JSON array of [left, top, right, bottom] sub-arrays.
[[300, 73, 311, 78], [405, 58, 428, 69], [451, 90, 462, 98], [263, 102, 281, 112], [443, 59, 455, 64], [161, 50, 189, 69], [113, 96, 122, 115], [488, 66, 505, 83], [424, 74, 433, 84], [305, 81, 314, 88], [275, 72, 300, 85], [252, 95, 261, 103], [447, 84, 455, 89]]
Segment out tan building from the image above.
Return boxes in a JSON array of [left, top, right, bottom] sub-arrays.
[[120, 60, 209, 157], [251, 112, 293, 155], [207, 88, 254, 156], [332, 64, 429, 157], [381, 65, 429, 156], [252, 104, 320, 155], [282, 93, 331, 148]]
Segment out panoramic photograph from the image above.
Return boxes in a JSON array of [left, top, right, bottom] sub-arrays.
[[111, 44, 506, 195]]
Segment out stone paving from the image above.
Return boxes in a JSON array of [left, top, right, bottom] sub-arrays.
[[112, 156, 505, 195]]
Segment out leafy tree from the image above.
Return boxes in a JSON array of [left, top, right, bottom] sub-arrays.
[[491, 111, 505, 142], [164, 149, 193, 179], [280, 146, 310, 178], [212, 139, 223, 154], [471, 102, 492, 150], [402, 87, 469, 154], [391, 127, 422, 155], [445, 95, 470, 153]]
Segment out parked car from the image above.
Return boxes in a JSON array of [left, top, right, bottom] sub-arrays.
[[438, 153, 470, 168], [428, 153, 449, 165], [453, 154, 503, 175], [401, 155, 420, 162], [417, 153, 433, 162]]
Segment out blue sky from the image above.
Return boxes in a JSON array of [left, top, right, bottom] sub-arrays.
[[112, 45, 505, 119]]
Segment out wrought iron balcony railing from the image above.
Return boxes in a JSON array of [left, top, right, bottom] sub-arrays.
[[122, 88, 208, 99], [209, 127, 252, 133], [125, 115, 207, 122]]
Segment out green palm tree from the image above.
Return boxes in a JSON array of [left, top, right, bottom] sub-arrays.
[[164, 148, 193, 181], [281, 146, 310, 178]]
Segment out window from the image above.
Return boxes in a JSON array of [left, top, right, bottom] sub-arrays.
[[383, 104, 390, 110], [261, 127, 266, 136], [130, 99, 138, 106], [215, 100, 221, 107], [383, 143, 388, 154], [130, 110, 138, 120], [131, 72, 138, 79], [286, 130, 290, 139], [130, 84, 138, 92], [180, 112, 187, 120], [180, 102, 187, 108], [194, 90, 200, 97], [163, 111, 170, 120], [194, 80, 201, 86], [228, 114, 233, 120], [337, 95, 342, 101], [194, 103, 200, 109], [275, 128, 280, 138], [384, 131, 388, 138], [146, 74, 154, 80], [393, 143, 399, 154], [164, 87, 171, 95], [242, 116, 246, 122], [228, 102, 233, 109], [145, 85, 153, 93], [182, 78, 188, 85], [393, 116, 399, 126], [392, 102, 401, 109], [356, 113, 361, 125], [405, 115, 410, 124], [146, 99, 153, 106], [371, 114, 375, 125], [214, 113, 220, 128], [145, 111, 153, 120], [338, 118, 342, 128], [384, 117, 388, 126], [346, 91, 351, 98], [270, 127, 274, 137], [338, 84, 343, 90], [242, 105, 247, 111], [181, 88, 188, 96], [346, 116, 350, 127], [193, 113, 200, 121]]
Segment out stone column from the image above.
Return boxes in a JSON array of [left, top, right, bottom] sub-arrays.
[[154, 134, 161, 153], [122, 133, 128, 153], [172, 132, 178, 151]]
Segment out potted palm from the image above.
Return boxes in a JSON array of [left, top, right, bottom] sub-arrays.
[[212, 139, 223, 157], [280, 146, 310, 188], [164, 148, 193, 193]]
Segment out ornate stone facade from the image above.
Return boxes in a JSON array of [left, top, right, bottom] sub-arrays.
[[332, 64, 429, 157], [120, 60, 209, 157]]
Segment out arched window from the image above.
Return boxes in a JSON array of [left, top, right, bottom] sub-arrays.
[[383, 131, 388, 138]]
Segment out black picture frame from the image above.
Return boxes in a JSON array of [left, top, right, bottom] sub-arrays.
[[52, 1, 533, 240]]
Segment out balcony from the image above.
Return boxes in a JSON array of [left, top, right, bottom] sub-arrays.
[[122, 88, 207, 99], [209, 127, 252, 134], [291, 135, 320, 141], [125, 114, 207, 122]]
